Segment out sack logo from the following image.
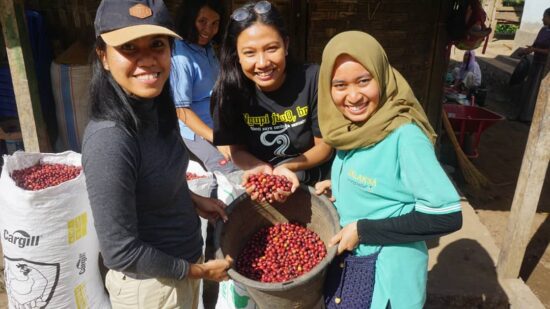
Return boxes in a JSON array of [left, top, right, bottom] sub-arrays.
[[76, 253, 87, 275], [3, 229, 40, 248], [3, 256, 60, 308]]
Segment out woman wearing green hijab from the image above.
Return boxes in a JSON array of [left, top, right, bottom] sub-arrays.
[[316, 31, 462, 308]]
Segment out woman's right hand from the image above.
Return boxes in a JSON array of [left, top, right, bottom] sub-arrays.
[[217, 145, 232, 162], [242, 164, 273, 201], [314, 180, 335, 202], [189, 256, 233, 282], [241, 164, 273, 187], [328, 221, 359, 255]]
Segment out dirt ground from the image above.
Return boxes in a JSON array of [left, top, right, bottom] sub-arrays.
[[444, 75, 550, 307]]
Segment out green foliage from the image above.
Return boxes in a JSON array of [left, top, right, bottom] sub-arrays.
[[495, 23, 519, 34]]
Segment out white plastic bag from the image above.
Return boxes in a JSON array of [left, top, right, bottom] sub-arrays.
[[0, 151, 110, 309], [216, 280, 258, 309], [213, 170, 257, 309], [186, 160, 216, 309], [186, 160, 215, 198], [214, 170, 245, 205]]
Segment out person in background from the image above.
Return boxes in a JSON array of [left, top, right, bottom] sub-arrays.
[[452, 50, 482, 92], [315, 31, 462, 308], [171, 0, 237, 174], [82, 0, 231, 308], [171, 3, 235, 307], [211, 1, 333, 199], [517, 7, 550, 122]]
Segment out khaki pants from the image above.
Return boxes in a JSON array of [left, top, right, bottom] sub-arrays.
[[105, 260, 203, 309]]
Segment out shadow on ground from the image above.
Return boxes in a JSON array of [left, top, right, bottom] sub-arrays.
[[441, 54, 550, 306], [426, 239, 509, 308]]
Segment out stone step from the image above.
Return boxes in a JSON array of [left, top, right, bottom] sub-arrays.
[[495, 54, 520, 68], [426, 202, 544, 308], [478, 56, 516, 76]]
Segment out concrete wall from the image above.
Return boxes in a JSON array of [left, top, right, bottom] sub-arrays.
[[514, 0, 548, 48]]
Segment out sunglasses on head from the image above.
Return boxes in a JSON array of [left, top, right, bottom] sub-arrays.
[[231, 1, 272, 22]]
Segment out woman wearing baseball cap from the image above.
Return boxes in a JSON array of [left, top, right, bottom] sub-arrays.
[[82, 1, 231, 308]]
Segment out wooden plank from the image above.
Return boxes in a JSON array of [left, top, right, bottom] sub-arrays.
[[501, 278, 545, 309], [424, 0, 449, 130], [487, 0, 502, 43], [495, 11, 521, 24], [483, 0, 499, 23], [0, 0, 50, 152], [496, 57, 550, 279]]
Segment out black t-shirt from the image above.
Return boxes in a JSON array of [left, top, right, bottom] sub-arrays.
[[214, 64, 320, 166]]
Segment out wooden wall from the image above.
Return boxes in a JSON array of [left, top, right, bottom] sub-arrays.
[[226, 0, 449, 127], [307, 0, 446, 116], [22, 0, 185, 55], [15, 0, 449, 128]]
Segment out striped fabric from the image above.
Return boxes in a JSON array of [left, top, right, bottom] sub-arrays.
[[50, 62, 92, 152]]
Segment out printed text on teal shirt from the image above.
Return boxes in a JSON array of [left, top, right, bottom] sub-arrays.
[[348, 169, 377, 192]]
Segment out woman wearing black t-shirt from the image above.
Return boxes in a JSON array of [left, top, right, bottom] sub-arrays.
[[211, 1, 332, 199]]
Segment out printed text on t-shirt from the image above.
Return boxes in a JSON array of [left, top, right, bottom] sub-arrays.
[[243, 106, 308, 127]]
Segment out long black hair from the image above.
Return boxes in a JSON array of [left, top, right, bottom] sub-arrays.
[[210, 1, 290, 119], [177, 0, 225, 45], [89, 37, 178, 136]]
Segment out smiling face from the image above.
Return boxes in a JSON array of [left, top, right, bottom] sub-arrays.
[[195, 5, 220, 46], [100, 35, 171, 99], [236, 22, 288, 92], [330, 54, 381, 123]]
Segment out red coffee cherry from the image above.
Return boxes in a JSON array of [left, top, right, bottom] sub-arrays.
[[11, 162, 82, 191], [236, 223, 327, 283], [245, 173, 292, 203], [186, 172, 206, 181]]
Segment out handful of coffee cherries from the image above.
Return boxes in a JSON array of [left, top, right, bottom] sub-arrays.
[[244, 173, 293, 203]]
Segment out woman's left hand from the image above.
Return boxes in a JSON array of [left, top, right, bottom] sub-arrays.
[[328, 221, 359, 255], [217, 145, 232, 161], [314, 180, 335, 202], [272, 165, 300, 202], [192, 194, 228, 223]]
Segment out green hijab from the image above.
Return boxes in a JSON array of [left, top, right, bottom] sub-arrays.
[[318, 31, 436, 150]]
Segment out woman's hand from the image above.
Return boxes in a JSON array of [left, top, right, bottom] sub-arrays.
[[272, 165, 299, 192], [191, 193, 228, 223], [242, 164, 274, 201], [271, 165, 299, 203], [188, 255, 233, 282], [241, 164, 273, 186], [314, 180, 335, 202], [328, 221, 359, 255], [217, 145, 232, 161]]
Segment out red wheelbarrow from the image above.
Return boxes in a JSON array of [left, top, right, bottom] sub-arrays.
[[443, 104, 505, 158]]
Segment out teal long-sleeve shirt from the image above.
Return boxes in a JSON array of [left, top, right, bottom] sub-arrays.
[[331, 123, 461, 309]]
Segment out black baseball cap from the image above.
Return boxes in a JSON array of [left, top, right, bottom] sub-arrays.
[[94, 0, 181, 46]]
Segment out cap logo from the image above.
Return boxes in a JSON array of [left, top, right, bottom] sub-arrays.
[[129, 4, 153, 19]]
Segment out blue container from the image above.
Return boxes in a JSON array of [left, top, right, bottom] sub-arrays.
[[0, 66, 17, 118], [5, 138, 24, 154]]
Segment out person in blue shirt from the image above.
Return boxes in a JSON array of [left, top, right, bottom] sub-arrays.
[[171, 0, 236, 174], [315, 31, 462, 308]]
